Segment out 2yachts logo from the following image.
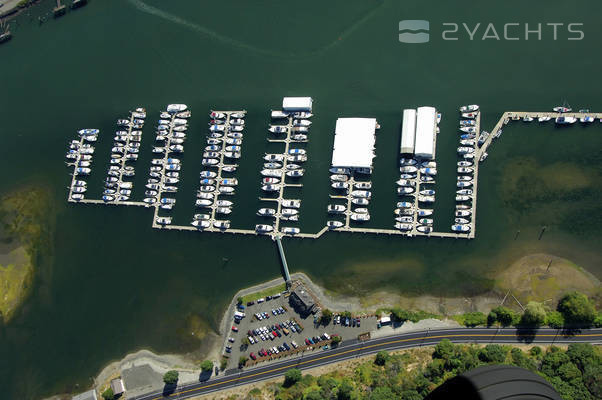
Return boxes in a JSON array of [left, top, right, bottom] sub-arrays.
[[399, 21, 584, 43]]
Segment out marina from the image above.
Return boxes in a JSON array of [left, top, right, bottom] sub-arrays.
[[66, 103, 602, 242]]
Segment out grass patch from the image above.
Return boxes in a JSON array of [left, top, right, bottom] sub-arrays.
[[241, 283, 286, 304]]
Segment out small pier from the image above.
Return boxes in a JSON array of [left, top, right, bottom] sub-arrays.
[[53, 0, 67, 17], [275, 237, 291, 286]]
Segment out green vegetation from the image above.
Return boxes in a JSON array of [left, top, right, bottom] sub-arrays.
[[258, 342, 601, 399], [101, 388, 114, 400], [18, 0, 36, 8], [220, 357, 228, 370], [283, 368, 302, 387], [239, 356, 248, 368], [390, 307, 438, 323], [320, 309, 333, 325], [200, 360, 213, 372], [546, 311, 565, 329], [487, 306, 520, 327], [240, 283, 286, 304], [331, 335, 342, 346], [558, 292, 597, 326], [455, 312, 487, 327], [163, 370, 179, 385], [521, 301, 547, 326]]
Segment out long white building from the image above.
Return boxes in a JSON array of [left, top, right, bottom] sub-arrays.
[[400, 109, 417, 155], [331, 117, 377, 172], [414, 106, 437, 159]]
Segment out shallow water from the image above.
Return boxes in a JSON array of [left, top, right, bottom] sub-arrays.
[[0, 0, 601, 398]]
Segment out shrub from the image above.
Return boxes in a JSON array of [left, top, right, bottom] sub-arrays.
[[200, 360, 213, 372], [557, 292, 597, 326], [546, 311, 565, 328], [488, 306, 519, 326], [101, 388, 114, 400], [374, 351, 389, 366], [163, 370, 179, 385], [521, 301, 547, 326], [462, 312, 487, 327], [283, 368, 302, 387]]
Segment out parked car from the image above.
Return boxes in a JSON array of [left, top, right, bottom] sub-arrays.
[[250, 352, 256, 360], [231, 326, 238, 332]]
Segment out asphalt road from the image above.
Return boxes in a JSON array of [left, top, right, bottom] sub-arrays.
[[131, 327, 602, 400]]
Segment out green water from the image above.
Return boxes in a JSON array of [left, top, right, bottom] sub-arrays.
[[1, 0, 601, 398]]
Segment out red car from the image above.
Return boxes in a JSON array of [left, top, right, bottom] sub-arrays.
[[305, 338, 311, 345], [250, 352, 257, 360], [231, 326, 238, 332]]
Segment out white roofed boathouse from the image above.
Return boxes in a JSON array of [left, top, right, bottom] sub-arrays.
[[414, 106, 437, 159], [400, 109, 417, 155], [331, 117, 378, 174], [282, 97, 313, 112]]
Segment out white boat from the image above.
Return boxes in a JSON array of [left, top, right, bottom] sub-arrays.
[[255, 224, 274, 233], [269, 125, 288, 133], [219, 186, 235, 194], [282, 199, 301, 208], [202, 158, 219, 166], [176, 110, 191, 118], [418, 195, 435, 203], [262, 177, 280, 185], [327, 204, 346, 214], [288, 148, 306, 155], [226, 138, 242, 145], [399, 166, 418, 173], [460, 139, 475, 146], [397, 216, 413, 223], [352, 198, 369, 206], [354, 181, 372, 189], [552, 106, 571, 113], [395, 223, 412, 231], [209, 124, 225, 132], [420, 167, 437, 176], [350, 213, 370, 222], [456, 195, 470, 202], [286, 169, 304, 177], [538, 116, 552, 122], [462, 112, 478, 119], [459, 104, 479, 112], [205, 145, 221, 152], [156, 217, 172, 225], [395, 209, 414, 217], [261, 169, 281, 177], [281, 208, 298, 217], [227, 132, 243, 139], [78, 128, 99, 136], [193, 214, 210, 220], [282, 227, 300, 235], [330, 174, 348, 182], [291, 126, 309, 133], [479, 152, 488, 162], [216, 207, 232, 215], [397, 201, 413, 208], [264, 162, 282, 169], [75, 167, 91, 175], [271, 110, 288, 119], [225, 145, 241, 152], [523, 116, 534, 122], [459, 120, 476, 126], [396, 179, 415, 187], [207, 138, 222, 145], [287, 154, 307, 162], [200, 178, 215, 186], [457, 167, 474, 174], [456, 204, 470, 210], [222, 165, 237, 172], [199, 185, 216, 192], [555, 116, 577, 124], [419, 189, 435, 196], [293, 119, 311, 127], [209, 132, 223, 138], [351, 190, 371, 198], [286, 163, 301, 170], [397, 187, 415, 195], [229, 118, 245, 126], [580, 116, 595, 123], [191, 220, 211, 229], [167, 104, 187, 113], [209, 111, 226, 119], [455, 217, 470, 224], [261, 184, 280, 192], [457, 181, 473, 188], [214, 220, 231, 229], [457, 146, 474, 154], [293, 111, 313, 119], [420, 176, 435, 183], [220, 178, 238, 186], [196, 199, 213, 207], [292, 134, 308, 141], [197, 193, 214, 200], [451, 224, 470, 233], [456, 210, 472, 217], [264, 154, 284, 162], [417, 209, 433, 217], [224, 152, 241, 159], [327, 221, 344, 229], [331, 182, 348, 190], [169, 145, 184, 152], [329, 167, 350, 175], [257, 208, 276, 217], [460, 126, 476, 134], [200, 171, 217, 178]]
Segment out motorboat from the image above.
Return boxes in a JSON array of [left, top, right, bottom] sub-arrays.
[[216, 200, 233, 207], [400, 173, 415, 179], [166, 171, 179, 178], [282, 199, 301, 208], [456, 210, 472, 217], [199, 185, 216, 192], [209, 124, 225, 132], [331, 182, 348, 190], [456, 195, 470, 202], [462, 112, 478, 119], [459, 120, 476, 126], [193, 214, 210, 220], [463, 153, 475, 160], [417, 225, 432, 233], [282, 227, 300, 235], [460, 139, 475, 146], [354, 181, 372, 189], [419, 189, 435, 196], [196, 199, 213, 207], [229, 118, 245, 126], [214, 220, 231, 229], [75, 167, 91, 175], [420, 176, 435, 183], [207, 138, 222, 145], [264, 154, 284, 162], [227, 132, 244, 139], [352, 198, 369, 206], [351, 190, 371, 198], [417, 209, 433, 217], [165, 163, 181, 171], [456, 204, 470, 210], [395, 209, 414, 217], [224, 152, 241, 159], [143, 197, 156, 204], [457, 176, 472, 182], [261, 184, 280, 192], [330, 174, 348, 182], [192, 220, 211, 229], [220, 178, 238, 186], [203, 151, 220, 159], [226, 138, 242, 145], [219, 186, 235, 194], [288, 148, 306, 155], [286, 169, 304, 177], [538, 116, 552, 122], [156, 216, 173, 225], [176, 110, 191, 118], [397, 201, 413, 208], [399, 158, 417, 166], [255, 224, 274, 233], [287, 154, 307, 163], [71, 186, 86, 194], [552, 105, 571, 113], [225, 145, 241, 152], [327, 221, 344, 229], [281, 208, 298, 217], [458, 167, 474, 174], [264, 162, 282, 169], [353, 207, 369, 214], [291, 126, 309, 133], [477, 131, 490, 146], [261, 169, 281, 178], [117, 119, 131, 126], [396, 179, 415, 187], [293, 119, 311, 127], [169, 145, 184, 152], [523, 116, 534, 122], [457, 181, 473, 188], [197, 192, 214, 200], [327, 204, 346, 214], [230, 112, 245, 119], [460, 126, 476, 133], [580, 116, 595, 123], [271, 110, 288, 119], [555, 116, 577, 124], [205, 145, 221, 152], [418, 218, 433, 225], [493, 129, 502, 139], [293, 111, 313, 119], [222, 165, 237, 172], [420, 167, 437, 176], [350, 213, 370, 222], [200, 171, 217, 178], [209, 132, 223, 139], [397, 187, 415, 195], [292, 134, 308, 141], [102, 195, 115, 202], [202, 158, 219, 166], [397, 216, 413, 223], [458, 161, 473, 167], [145, 190, 158, 197], [216, 207, 232, 215], [479, 152, 488, 162], [455, 217, 470, 224], [329, 167, 350, 175], [167, 104, 188, 113], [457, 146, 474, 154], [459, 104, 479, 112], [269, 125, 288, 133], [395, 223, 412, 231], [200, 178, 215, 186], [460, 133, 476, 140], [451, 224, 470, 233], [286, 163, 301, 170], [399, 166, 418, 173], [418, 195, 435, 203], [210, 111, 226, 119]]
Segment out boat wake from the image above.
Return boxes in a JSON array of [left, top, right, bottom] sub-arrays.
[[126, 0, 384, 60]]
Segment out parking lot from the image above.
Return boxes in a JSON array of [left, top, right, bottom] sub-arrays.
[[223, 291, 379, 369]]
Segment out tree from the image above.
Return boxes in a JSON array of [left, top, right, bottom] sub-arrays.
[[369, 386, 394, 400], [305, 389, 325, 400], [521, 301, 547, 326], [374, 351, 389, 366], [558, 292, 597, 326], [401, 390, 422, 400], [529, 346, 542, 357], [540, 347, 570, 377], [546, 311, 565, 328], [200, 360, 213, 372], [583, 363, 602, 398], [237, 296, 243, 304], [102, 388, 114, 400], [320, 309, 333, 324], [331, 335, 342, 346], [337, 378, 355, 400], [163, 370, 179, 385], [283, 368, 302, 387], [462, 312, 486, 327], [241, 337, 250, 346], [478, 344, 507, 364], [220, 357, 228, 370], [566, 343, 597, 372], [488, 306, 518, 326], [433, 339, 454, 359], [510, 348, 536, 371], [238, 356, 248, 368]]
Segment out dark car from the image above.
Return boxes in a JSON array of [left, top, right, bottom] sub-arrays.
[[250, 352, 256, 360], [247, 301, 255, 306], [276, 330, 282, 338], [357, 318, 361, 327], [266, 295, 272, 301]]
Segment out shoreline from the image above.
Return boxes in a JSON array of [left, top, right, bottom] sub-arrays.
[[64, 253, 599, 399]]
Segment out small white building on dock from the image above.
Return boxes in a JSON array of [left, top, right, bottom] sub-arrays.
[[331, 117, 377, 173], [282, 97, 313, 112], [400, 109, 417, 155], [414, 106, 437, 159]]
